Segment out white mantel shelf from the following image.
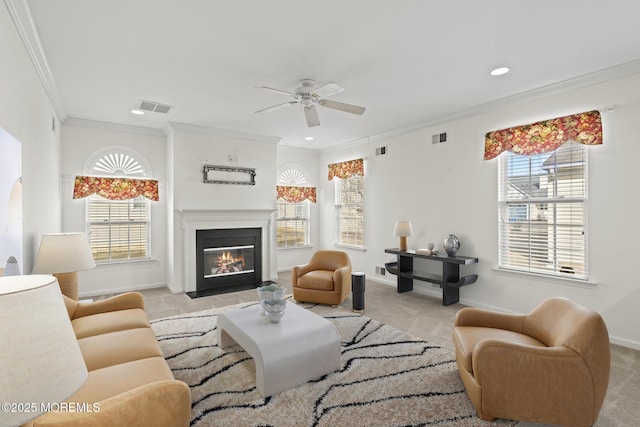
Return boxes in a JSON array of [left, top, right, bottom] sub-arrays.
[[179, 209, 276, 225]]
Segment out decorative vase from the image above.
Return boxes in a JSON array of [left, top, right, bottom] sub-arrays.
[[257, 283, 287, 323], [443, 234, 460, 257]]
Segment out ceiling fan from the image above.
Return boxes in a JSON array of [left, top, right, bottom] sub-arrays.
[[255, 79, 366, 127]]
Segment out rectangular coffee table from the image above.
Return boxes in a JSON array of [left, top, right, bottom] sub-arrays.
[[217, 301, 341, 397]]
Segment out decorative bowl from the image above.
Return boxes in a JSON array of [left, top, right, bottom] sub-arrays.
[[260, 298, 287, 323], [257, 284, 287, 323], [256, 283, 286, 301]]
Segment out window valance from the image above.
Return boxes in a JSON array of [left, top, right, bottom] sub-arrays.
[[327, 158, 364, 180], [484, 110, 602, 160], [276, 185, 317, 203], [73, 176, 159, 201]]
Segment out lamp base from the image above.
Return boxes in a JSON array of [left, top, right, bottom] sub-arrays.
[[53, 272, 78, 300], [399, 236, 408, 252]]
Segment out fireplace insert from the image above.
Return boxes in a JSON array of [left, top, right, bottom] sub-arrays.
[[193, 227, 262, 296]]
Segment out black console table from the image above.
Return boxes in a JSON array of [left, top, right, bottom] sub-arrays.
[[384, 248, 478, 306]]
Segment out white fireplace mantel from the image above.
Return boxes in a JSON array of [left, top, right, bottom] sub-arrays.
[[179, 209, 276, 293]]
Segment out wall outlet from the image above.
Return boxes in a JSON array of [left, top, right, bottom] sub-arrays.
[[227, 154, 238, 162], [375, 265, 386, 275]]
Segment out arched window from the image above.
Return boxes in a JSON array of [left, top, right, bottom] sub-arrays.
[[276, 165, 312, 248], [82, 147, 152, 262]]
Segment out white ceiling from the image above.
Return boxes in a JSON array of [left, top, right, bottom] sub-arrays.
[[16, 0, 640, 149]]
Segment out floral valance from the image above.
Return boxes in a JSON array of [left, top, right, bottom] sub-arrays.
[[484, 110, 602, 160], [276, 186, 317, 203], [327, 158, 364, 180], [73, 176, 159, 201]]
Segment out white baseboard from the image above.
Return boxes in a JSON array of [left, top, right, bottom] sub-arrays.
[[79, 282, 168, 298], [366, 275, 640, 350]]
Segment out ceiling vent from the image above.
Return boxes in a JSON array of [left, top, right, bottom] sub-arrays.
[[138, 100, 173, 114]]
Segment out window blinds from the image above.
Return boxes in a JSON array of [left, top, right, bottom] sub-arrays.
[[88, 196, 149, 261], [498, 141, 588, 279]]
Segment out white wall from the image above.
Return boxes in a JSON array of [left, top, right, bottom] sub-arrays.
[[60, 122, 168, 296], [167, 124, 278, 291], [317, 73, 640, 350], [0, 5, 62, 272], [5, 0, 638, 348], [275, 145, 320, 270]]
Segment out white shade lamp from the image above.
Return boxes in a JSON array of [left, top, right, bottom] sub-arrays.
[[32, 233, 96, 300], [393, 221, 414, 252], [0, 275, 88, 426]]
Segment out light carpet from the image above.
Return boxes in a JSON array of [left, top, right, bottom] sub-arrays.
[[150, 300, 516, 427]]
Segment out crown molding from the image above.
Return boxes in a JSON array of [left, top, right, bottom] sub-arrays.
[[166, 122, 281, 144], [276, 144, 319, 154], [4, 0, 67, 122], [64, 117, 166, 137], [322, 58, 640, 152]]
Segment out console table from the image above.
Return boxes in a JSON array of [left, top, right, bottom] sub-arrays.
[[384, 248, 478, 306]]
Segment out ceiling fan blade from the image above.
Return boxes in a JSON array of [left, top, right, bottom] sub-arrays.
[[312, 82, 344, 99], [256, 86, 295, 96], [255, 101, 297, 114], [318, 99, 366, 115], [304, 105, 320, 127]]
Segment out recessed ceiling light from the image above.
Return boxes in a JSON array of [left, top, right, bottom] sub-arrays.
[[305, 136, 314, 141], [130, 109, 145, 115], [490, 67, 510, 76]]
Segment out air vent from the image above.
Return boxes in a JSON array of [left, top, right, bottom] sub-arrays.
[[432, 132, 447, 144], [138, 100, 173, 114], [375, 146, 388, 156]]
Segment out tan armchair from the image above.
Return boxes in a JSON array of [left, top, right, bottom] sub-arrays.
[[291, 250, 352, 305], [452, 297, 610, 427]]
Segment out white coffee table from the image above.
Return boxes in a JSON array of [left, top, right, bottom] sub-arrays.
[[217, 301, 341, 397]]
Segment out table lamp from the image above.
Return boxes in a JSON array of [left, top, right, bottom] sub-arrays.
[[393, 220, 414, 252], [0, 275, 88, 426], [32, 233, 96, 300]]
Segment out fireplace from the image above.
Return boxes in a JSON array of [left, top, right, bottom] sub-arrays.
[[178, 209, 275, 295], [194, 228, 262, 296]]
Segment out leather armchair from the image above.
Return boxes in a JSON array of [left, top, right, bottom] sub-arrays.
[[452, 297, 610, 427], [291, 250, 352, 305]]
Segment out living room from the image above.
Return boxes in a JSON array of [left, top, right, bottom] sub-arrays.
[[2, 1, 640, 426]]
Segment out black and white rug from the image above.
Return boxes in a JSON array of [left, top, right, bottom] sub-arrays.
[[150, 300, 516, 427]]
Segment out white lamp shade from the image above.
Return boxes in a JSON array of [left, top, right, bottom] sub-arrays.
[[32, 233, 96, 274], [393, 221, 414, 237], [0, 275, 88, 425]]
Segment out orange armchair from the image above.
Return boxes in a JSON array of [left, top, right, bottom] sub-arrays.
[[452, 297, 610, 427], [291, 250, 352, 305]]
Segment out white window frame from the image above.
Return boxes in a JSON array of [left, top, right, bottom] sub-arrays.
[[87, 195, 150, 262], [276, 164, 312, 249], [498, 141, 588, 280], [276, 199, 311, 248], [83, 147, 152, 264], [335, 174, 364, 249]]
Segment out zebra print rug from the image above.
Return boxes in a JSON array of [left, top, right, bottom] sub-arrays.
[[150, 300, 516, 427]]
